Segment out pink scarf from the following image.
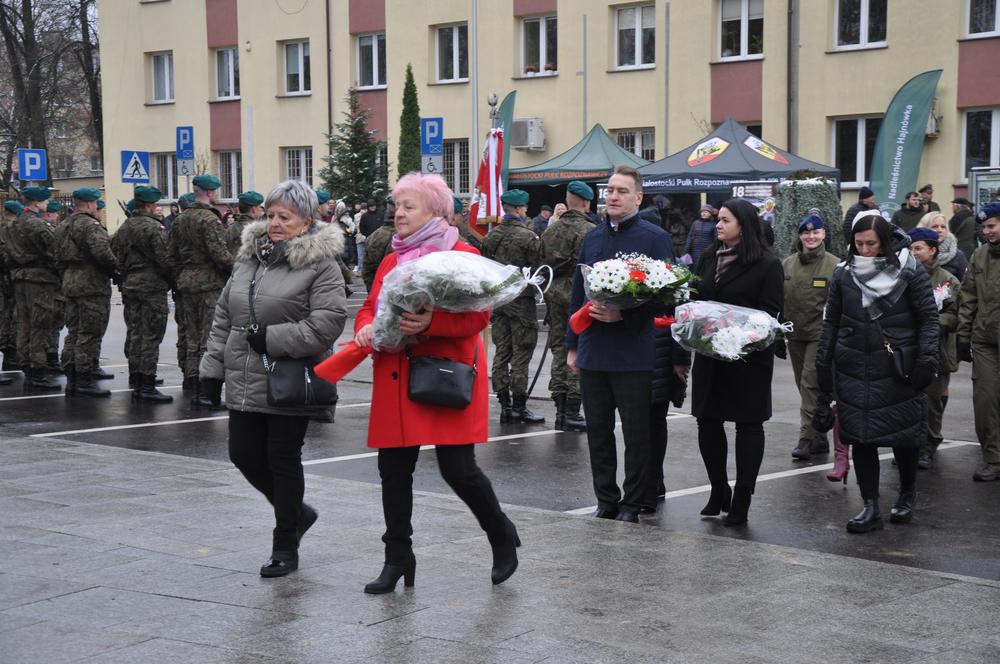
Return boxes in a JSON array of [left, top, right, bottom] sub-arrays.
[[391, 218, 459, 264]]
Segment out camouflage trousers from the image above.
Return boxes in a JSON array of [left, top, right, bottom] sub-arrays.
[[0, 280, 15, 352], [14, 281, 59, 369], [63, 295, 111, 373], [50, 293, 65, 358], [179, 289, 220, 379], [544, 295, 580, 400], [124, 288, 169, 375], [490, 297, 539, 398]]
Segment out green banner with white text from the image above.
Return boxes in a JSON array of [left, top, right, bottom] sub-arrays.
[[868, 69, 942, 214]]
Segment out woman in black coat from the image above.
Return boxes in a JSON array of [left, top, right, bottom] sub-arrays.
[[815, 212, 938, 534], [692, 198, 784, 526]]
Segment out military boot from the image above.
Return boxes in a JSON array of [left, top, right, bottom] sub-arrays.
[[92, 360, 114, 380], [45, 352, 63, 375], [190, 382, 224, 410], [562, 396, 587, 432], [511, 395, 545, 424], [1, 348, 18, 371], [553, 394, 567, 430], [137, 374, 173, 403], [497, 390, 513, 423], [72, 371, 111, 398], [26, 367, 62, 391]]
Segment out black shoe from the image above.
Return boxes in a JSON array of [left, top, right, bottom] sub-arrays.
[[92, 362, 114, 380], [182, 376, 195, 391], [917, 451, 933, 470], [70, 372, 111, 398], [490, 520, 520, 585], [260, 553, 299, 578], [811, 438, 830, 455], [700, 484, 732, 516], [614, 509, 639, 523], [592, 507, 618, 519], [562, 396, 587, 432], [791, 439, 812, 460], [364, 558, 416, 594], [722, 487, 751, 526], [846, 499, 884, 533], [25, 367, 62, 391], [297, 504, 318, 542], [889, 491, 916, 524], [511, 396, 545, 424], [136, 374, 173, 403]]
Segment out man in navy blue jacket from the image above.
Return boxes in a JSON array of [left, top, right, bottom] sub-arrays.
[[567, 165, 673, 522]]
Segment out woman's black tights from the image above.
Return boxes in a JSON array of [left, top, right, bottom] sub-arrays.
[[697, 419, 765, 492], [852, 445, 919, 500]]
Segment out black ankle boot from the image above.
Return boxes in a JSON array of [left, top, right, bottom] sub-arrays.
[[511, 395, 545, 424], [45, 352, 63, 375], [700, 483, 732, 516], [846, 499, 883, 533], [1, 348, 18, 371], [723, 486, 752, 526], [364, 557, 416, 594], [791, 439, 812, 460], [26, 367, 62, 391], [92, 361, 114, 380], [553, 394, 567, 430], [497, 390, 512, 423], [137, 374, 173, 403], [297, 503, 318, 542], [260, 551, 299, 577], [490, 518, 520, 585], [72, 371, 111, 398], [562, 396, 587, 432], [889, 490, 916, 524]]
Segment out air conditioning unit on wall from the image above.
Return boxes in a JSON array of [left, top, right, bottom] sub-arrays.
[[511, 117, 546, 150]]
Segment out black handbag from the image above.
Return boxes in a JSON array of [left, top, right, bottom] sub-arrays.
[[406, 346, 477, 409], [248, 274, 338, 408], [874, 319, 917, 383]]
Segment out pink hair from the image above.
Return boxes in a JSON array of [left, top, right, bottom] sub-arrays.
[[392, 172, 454, 219]]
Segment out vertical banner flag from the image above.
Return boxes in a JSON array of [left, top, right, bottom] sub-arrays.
[[468, 127, 504, 238], [496, 91, 517, 189], [868, 70, 942, 214]]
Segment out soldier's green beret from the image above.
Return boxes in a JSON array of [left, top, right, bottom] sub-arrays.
[[385, 195, 394, 205], [192, 174, 222, 191], [238, 190, 264, 206], [567, 180, 594, 201], [21, 186, 51, 202], [46, 200, 63, 213], [500, 189, 529, 207], [133, 185, 162, 204], [178, 193, 196, 209], [453, 196, 464, 214], [314, 190, 331, 205], [4, 200, 24, 214], [97, 200, 105, 209], [72, 187, 102, 202], [126, 200, 137, 212]]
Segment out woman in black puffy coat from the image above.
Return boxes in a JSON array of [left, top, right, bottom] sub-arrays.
[[815, 212, 938, 534]]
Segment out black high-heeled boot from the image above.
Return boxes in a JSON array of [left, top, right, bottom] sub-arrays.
[[700, 484, 732, 516], [364, 557, 416, 594], [723, 486, 752, 526], [490, 518, 520, 585], [846, 498, 883, 533], [889, 490, 916, 524]]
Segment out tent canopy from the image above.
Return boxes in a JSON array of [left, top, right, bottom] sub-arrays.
[[638, 118, 839, 193], [507, 123, 649, 185]]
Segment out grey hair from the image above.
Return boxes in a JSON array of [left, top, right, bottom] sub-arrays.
[[264, 180, 319, 222]]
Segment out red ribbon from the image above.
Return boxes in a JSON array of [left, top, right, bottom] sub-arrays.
[[569, 302, 595, 334], [653, 316, 675, 329], [314, 341, 373, 383]]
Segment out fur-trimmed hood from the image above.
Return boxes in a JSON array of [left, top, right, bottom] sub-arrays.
[[236, 220, 344, 269]]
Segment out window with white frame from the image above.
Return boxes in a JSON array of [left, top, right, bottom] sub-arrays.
[[836, 0, 887, 48], [283, 40, 311, 94], [216, 47, 240, 99], [217, 151, 243, 200], [358, 33, 386, 88], [522, 16, 557, 75], [969, 0, 1000, 35], [284, 147, 313, 184], [376, 144, 389, 177], [90, 156, 102, 174], [615, 128, 655, 161], [436, 24, 468, 82], [51, 155, 73, 178], [151, 51, 174, 102], [964, 108, 1000, 175], [833, 117, 882, 186], [53, 121, 68, 139], [151, 153, 179, 200], [616, 5, 655, 69], [720, 0, 763, 59], [443, 139, 470, 194]]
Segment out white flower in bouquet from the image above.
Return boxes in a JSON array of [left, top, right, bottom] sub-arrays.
[[932, 283, 951, 312], [710, 327, 750, 361]]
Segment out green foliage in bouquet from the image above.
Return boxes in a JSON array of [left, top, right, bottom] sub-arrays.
[[774, 178, 843, 259]]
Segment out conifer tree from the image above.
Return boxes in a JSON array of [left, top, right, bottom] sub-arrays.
[[397, 63, 421, 177], [320, 88, 388, 202]]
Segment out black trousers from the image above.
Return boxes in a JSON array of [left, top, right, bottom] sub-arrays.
[[644, 401, 670, 507], [697, 419, 765, 493], [377, 445, 507, 565], [228, 411, 310, 553], [852, 445, 919, 500], [580, 369, 652, 511]]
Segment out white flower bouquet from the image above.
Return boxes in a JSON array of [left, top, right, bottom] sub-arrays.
[[670, 300, 793, 361], [932, 283, 952, 312]]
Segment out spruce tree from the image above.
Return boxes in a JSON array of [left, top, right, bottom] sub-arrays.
[[397, 63, 421, 177], [319, 88, 388, 202]]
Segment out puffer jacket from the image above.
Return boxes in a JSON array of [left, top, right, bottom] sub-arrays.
[[958, 241, 1000, 346], [200, 220, 348, 416], [651, 324, 690, 406], [816, 245, 939, 448]]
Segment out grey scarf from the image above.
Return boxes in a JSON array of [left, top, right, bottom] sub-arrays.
[[847, 247, 917, 320], [937, 233, 958, 267]]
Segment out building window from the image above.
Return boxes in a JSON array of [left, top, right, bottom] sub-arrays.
[[964, 108, 1000, 175], [720, 0, 763, 59], [615, 128, 655, 161], [90, 156, 102, 174], [969, 0, 1000, 35], [436, 24, 468, 82], [358, 33, 386, 88], [151, 51, 174, 102], [285, 147, 313, 184], [51, 155, 73, 178], [376, 144, 389, 176], [151, 153, 178, 200], [836, 0, 887, 48], [833, 117, 882, 186], [522, 16, 557, 75], [443, 139, 470, 194], [217, 151, 243, 201], [54, 122, 68, 139], [283, 40, 311, 94], [616, 5, 655, 69], [216, 47, 240, 99]]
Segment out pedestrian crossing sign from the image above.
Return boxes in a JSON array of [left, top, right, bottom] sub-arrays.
[[121, 150, 150, 183]]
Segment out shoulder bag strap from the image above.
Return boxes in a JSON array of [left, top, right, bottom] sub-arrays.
[[247, 267, 271, 372]]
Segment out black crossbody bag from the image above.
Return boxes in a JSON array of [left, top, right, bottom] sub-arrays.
[[406, 346, 477, 409], [874, 319, 917, 383]]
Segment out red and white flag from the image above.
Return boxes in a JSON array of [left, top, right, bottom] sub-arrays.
[[467, 127, 503, 238]]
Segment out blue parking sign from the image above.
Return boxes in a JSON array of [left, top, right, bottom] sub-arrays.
[[17, 149, 47, 181], [420, 118, 443, 155], [176, 126, 194, 160]]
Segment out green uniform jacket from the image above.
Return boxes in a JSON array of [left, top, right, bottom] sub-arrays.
[[362, 221, 395, 291], [57, 211, 117, 297], [480, 215, 541, 301], [6, 212, 60, 284], [540, 210, 592, 304], [926, 262, 960, 374], [958, 242, 1000, 346], [167, 202, 233, 293], [112, 213, 173, 292], [890, 207, 925, 231], [780, 243, 840, 342], [225, 213, 256, 258]]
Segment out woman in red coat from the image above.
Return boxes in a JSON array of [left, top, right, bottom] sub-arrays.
[[354, 172, 519, 594]]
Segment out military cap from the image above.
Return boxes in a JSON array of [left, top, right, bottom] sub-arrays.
[[126, 200, 137, 212], [238, 190, 264, 206], [315, 189, 331, 205], [566, 180, 594, 201], [46, 200, 63, 213], [453, 196, 464, 214], [133, 185, 162, 204], [979, 201, 1000, 222], [907, 227, 939, 245], [72, 187, 101, 202], [178, 193, 196, 209], [500, 189, 529, 207], [192, 174, 222, 191], [97, 200, 105, 209], [21, 186, 51, 202], [4, 200, 24, 214], [951, 197, 972, 206], [798, 214, 824, 233]]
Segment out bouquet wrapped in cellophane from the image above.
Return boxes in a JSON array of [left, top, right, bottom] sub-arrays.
[[670, 300, 792, 362]]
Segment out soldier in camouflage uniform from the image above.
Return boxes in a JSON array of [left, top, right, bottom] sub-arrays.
[[170, 193, 195, 385], [361, 200, 397, 292], [0, 200, 23, 376], [167, 175, 233, 407], [56, 188, 118, 397], [540, 181, 594, 431], [112, 185, 174, 403], [44, 199, 67, 374], [225, 190, 263, 257], [480, 189, 545, 424], [449, 195, 482, 252]]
